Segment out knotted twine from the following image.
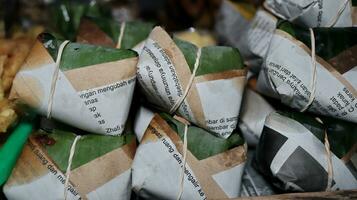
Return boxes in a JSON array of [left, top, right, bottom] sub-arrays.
[[299, 0, 349, 188], [172, 48, 201, 200], [46, 40, 82, 200], [315, 117, 334, 191], [116, 22, 126, 49]]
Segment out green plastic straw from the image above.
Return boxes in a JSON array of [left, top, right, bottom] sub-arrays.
[[0, 120, 33, 185]]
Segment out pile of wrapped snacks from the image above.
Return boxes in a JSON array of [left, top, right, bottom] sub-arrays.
[[216, 0, 356, 72], [1, 0, 357, 199], [215, 0, 357, 197]]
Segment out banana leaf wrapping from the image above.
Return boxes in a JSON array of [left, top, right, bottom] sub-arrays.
[[132, 107, 247, 199], [3, 123, 136, 200], [239, 89, 275, 146], [254, 111, 357, 192], [137, 26, 247, 138], [264, 0, 357, 27], [10, 33, 138, 136], [257, 21, 357, 123], [76, 17, 154, 52], [51, 1, 111, 41]]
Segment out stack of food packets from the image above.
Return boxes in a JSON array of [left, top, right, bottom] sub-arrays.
[[2, 0, 357, 199], [4, 121, 136, 200], [131, 25, 249, 199], [217, 0, 356, 73], [4, 30, 139, 199], [2, 2, 143, 199], [2, 1, 250, 199], [216, 0, 357, 196]]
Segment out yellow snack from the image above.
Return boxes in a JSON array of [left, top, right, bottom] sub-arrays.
[[2, 40, 32, 92], [0, 26, 41, 133], [0, 55, 6, 79], [174, 28, 216, 48], [0, 99, 17, 133], [0, 56, 6, 100]]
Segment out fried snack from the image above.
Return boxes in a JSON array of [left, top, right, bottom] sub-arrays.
[[0, 55, 7, 76], [1, 39, 32, 92], [0, 39, 17, 55], [0, 26, 42, 133], [0, 99, 17, 133], [0, 55, 7, 99], [11, 26, 44, 40]]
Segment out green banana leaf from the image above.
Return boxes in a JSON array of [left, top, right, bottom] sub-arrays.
[[173, 37, 245, 76], [160, 113, 245, 160], [78, 17, 154, 49], [39, 33, 137, 71], [34, 122, 134, 172]]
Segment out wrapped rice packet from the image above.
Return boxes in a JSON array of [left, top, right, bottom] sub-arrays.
[[254, 111, 357, 192], [239, 88, 275, 146], [132, 107, 247, 199], [137, 26, 247, 138], [216, 0, 356, 73], [257, 21, 357, 123], [3, 123, 136, 200], [76, 17, 154, 52], [10, 33, 138, 135], [264, 0, 357, 27]]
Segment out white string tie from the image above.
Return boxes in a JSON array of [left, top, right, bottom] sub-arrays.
[[116, 22, 126, 49], [64, 135, 82, 200], [169, 48, 201, 114]]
